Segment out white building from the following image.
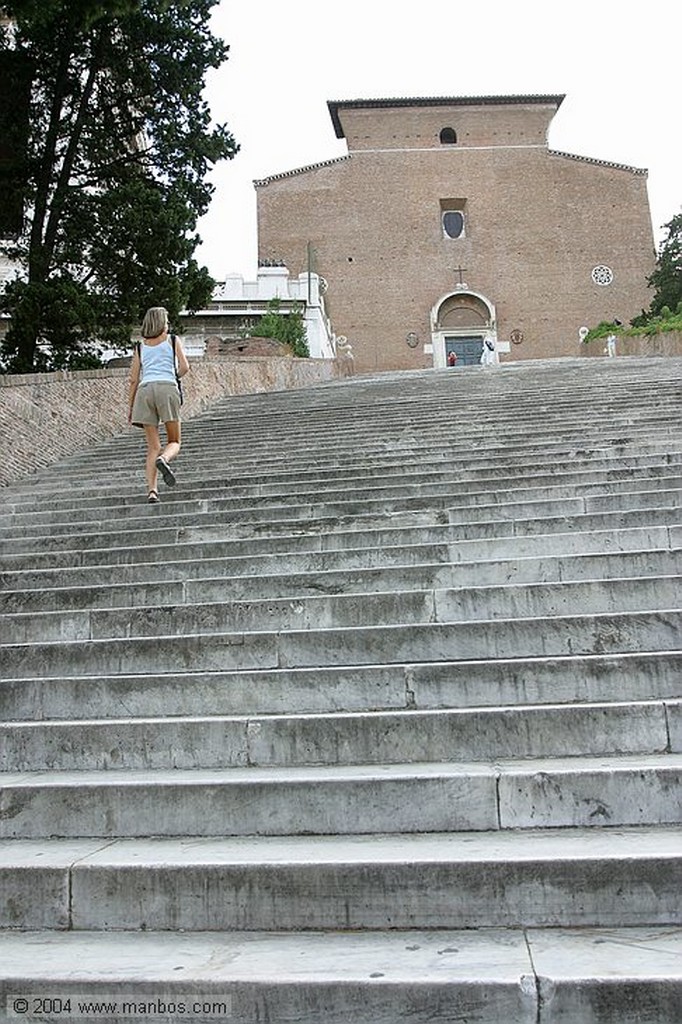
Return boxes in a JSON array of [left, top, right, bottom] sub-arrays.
[[179, 265, 337, 359]]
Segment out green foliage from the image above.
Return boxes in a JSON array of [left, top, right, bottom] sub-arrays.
[[631, 212, 682, 329], [254, 298, 310, 358], [583, 321, 621, 344], [583, 312, 682, 345], [0, 0, 237, 373], [632, 311, 682, 336]]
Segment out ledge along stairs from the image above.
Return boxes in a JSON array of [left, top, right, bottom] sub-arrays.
[[0, 355, 681, 1024]]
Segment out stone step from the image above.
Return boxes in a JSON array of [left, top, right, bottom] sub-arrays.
[[1, 607, 679, 680], [4, 471, 681, 540], [2, 504, 681, 571], [3, 468, 681, 533], [4, 455, 681, 518], [2, 525, 676, 591], [2, 547, 680, 614], [2, 573, 680, 643], [26, 473, 679, 523], [1, 826, 679, 931], [2, 651, 680, 722], [2, 925, 679, 1024], [28, 389, 682, 440], [8, 438, 681, 498], [1, 753, 680, 839], [1, 698, 676, 772], [1, 358, 680, 1022], [63, 387, 682, 421], [19, 430, 682, 494], [6, 448, 679, 503], [2, 483, 680, 557]]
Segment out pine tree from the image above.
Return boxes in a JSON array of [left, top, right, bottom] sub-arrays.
[[0, 0, 237, 372]]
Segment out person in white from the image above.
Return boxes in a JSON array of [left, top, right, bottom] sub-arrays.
[[480, 335, 497, 366]]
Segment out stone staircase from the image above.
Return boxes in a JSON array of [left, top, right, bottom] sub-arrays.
[[0, 355, 680, 1024]]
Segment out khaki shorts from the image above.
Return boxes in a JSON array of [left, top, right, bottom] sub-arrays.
[[131, 381, 181, 427]]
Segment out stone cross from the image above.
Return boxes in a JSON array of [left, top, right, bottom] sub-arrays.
[[453, 266, 468, 290]]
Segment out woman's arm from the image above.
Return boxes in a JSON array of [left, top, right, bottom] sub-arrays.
[[128, 348, 141, 422]]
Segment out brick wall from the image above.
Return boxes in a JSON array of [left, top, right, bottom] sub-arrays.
[[0, 356, 340, 488]]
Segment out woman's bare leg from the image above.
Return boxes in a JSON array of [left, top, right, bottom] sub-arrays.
[[160, 421, 181, 463], [143, 425, 162, 493]]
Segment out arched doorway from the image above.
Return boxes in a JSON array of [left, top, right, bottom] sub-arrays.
[[430, 291, 497, 367]]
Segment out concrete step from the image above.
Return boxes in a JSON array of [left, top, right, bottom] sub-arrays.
[[3, 469, 681, 536], [2, 925, 679, 1024], [2, 473, 680, 542], [1, 358, 680, 1022], [2, 754, 680, 839], [2, 505, 681, 571], [2, 573, 680, 643], [1, 607, 680, 679], [0, 698, 676, 772], [4, 455, 681, 519], [16, 432, 682, 498], [2, 651, 680, 722], [9, 447, 680, 515], [1, 827, 679, 931], [6, 598, 682, 677], [25, 431, 678, 488], [2, 525, 677, 592], [2, 547, 680, 614]]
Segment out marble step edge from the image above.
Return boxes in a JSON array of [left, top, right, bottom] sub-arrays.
[[1, 753, 681, 838], [20, 430, 682, 487], [3, 474, 682, 538], [2, 825, 680, 932], [3, 550, 681, 614], [5, 455, 682, 507], [2, 650, 680, 722], [0, 923, 679, 1024], [3, 504, 681, 566], [0, 698, 678, 772], [15, 436, 679, 503], [3, 525, 679, 590], [1, 608, 681, 680], [18, 436, 679, 491], [5, 455, 682, 516], [1, 573, 681, 645]]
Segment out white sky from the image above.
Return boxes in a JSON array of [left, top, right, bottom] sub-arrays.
[[196, 0, 681, 282]]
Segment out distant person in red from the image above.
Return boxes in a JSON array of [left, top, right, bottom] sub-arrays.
[[447, 351, 457, 367]]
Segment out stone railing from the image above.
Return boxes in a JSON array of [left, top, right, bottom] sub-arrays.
[[0, 356, 341, 488]]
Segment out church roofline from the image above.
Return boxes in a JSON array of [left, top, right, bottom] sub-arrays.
[[252, 143, 646, 190], [549, 148, 647, 175], [328, 94, 565, 138], [254, 154, 351, 188]]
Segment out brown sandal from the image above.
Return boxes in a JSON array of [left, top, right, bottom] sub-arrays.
[[147, 489, 160, 504]]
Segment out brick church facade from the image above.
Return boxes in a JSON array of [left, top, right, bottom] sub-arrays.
[[255, 95, 655, 373]]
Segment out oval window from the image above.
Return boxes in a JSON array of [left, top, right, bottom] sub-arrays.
[[443, 211, 464, 239]]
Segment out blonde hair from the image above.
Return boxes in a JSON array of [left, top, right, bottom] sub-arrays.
[[141, 307, 169, 338]]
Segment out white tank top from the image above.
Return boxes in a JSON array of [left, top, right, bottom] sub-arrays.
[[140, 338, 176, 384]]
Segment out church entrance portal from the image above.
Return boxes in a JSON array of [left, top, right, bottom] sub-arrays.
[[431, 289, 497, 369], [445, 335, 484, 366]]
